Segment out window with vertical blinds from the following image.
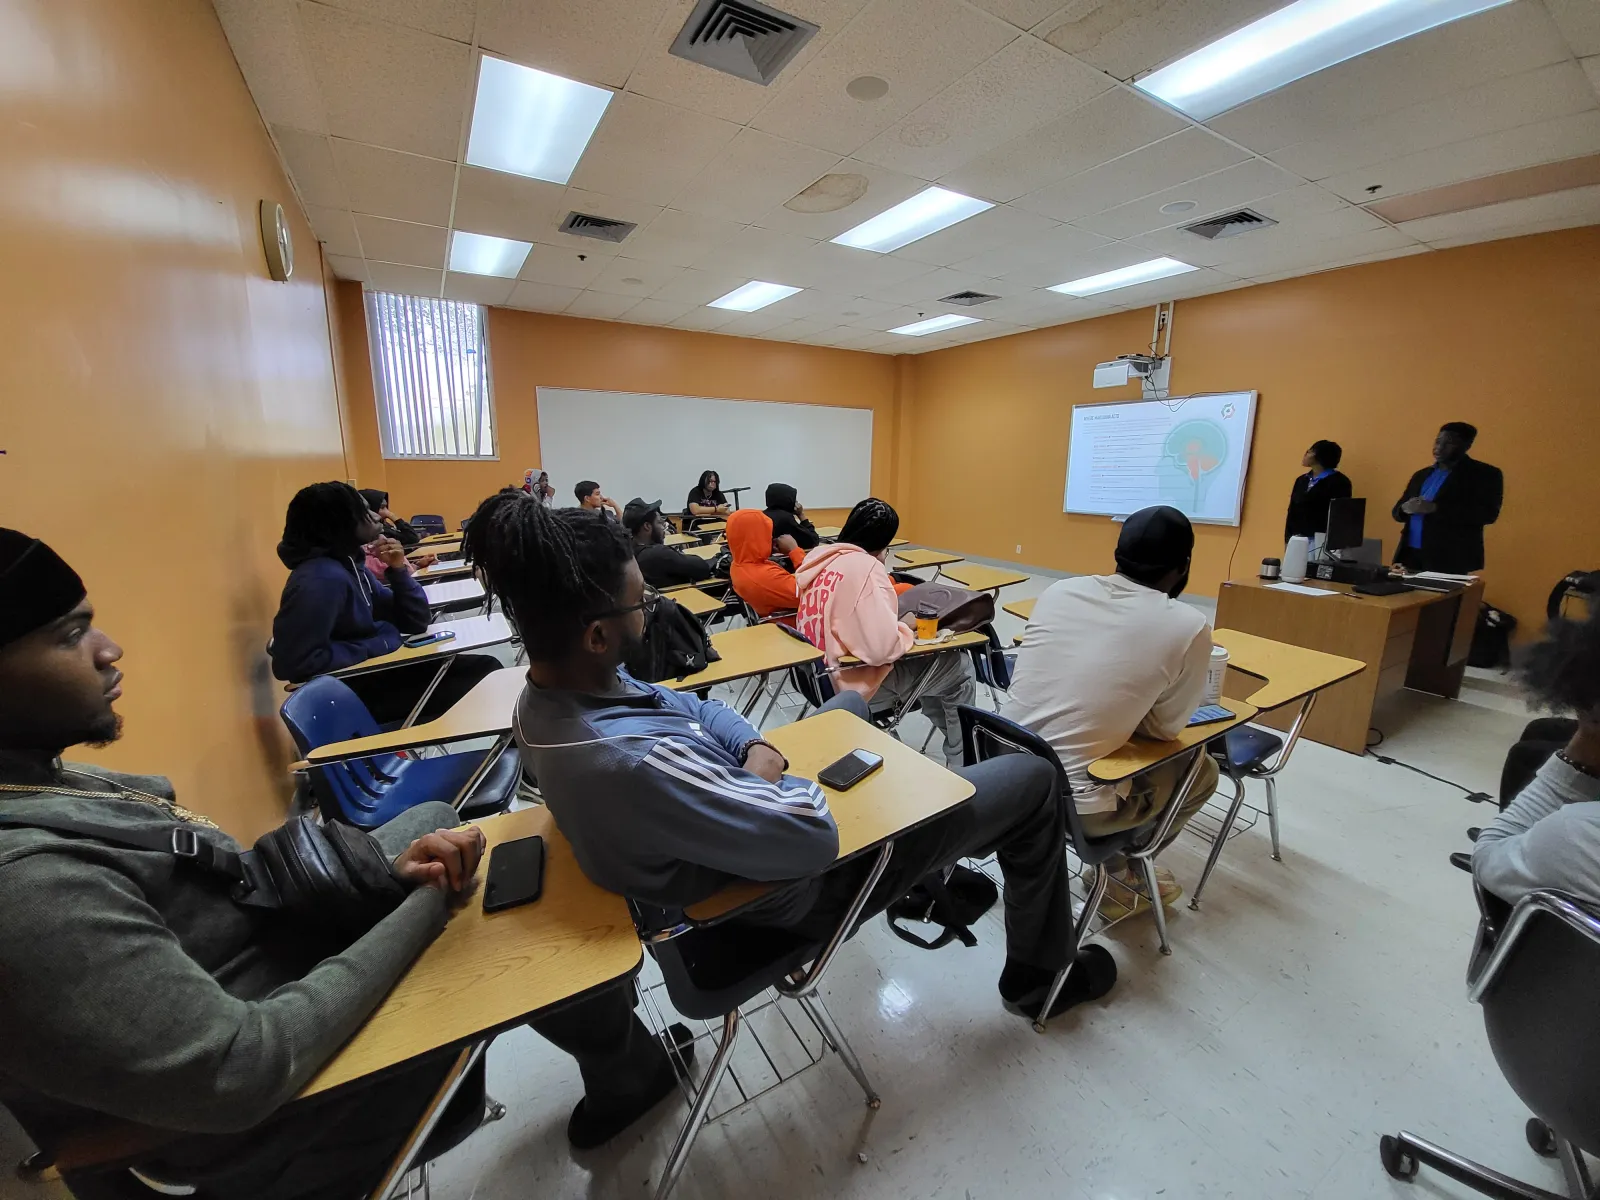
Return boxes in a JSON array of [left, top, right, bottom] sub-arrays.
[[364, 292, 497, 459]]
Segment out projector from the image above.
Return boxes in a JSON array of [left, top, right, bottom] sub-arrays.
[[1093, 355, 1164, 388]]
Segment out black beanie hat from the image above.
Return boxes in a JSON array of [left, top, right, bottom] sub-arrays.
[[0, 530, 87, 648]]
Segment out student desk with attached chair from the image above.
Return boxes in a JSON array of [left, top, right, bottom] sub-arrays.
[[893, 548, 963, 578], [414, 559, 475, 583], [940, 563, 1029, 595], [421, 578, 485, 612], [321, 613, 515, 728]]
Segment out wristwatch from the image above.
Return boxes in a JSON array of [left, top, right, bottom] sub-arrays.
[[741, 739, 789, 772]]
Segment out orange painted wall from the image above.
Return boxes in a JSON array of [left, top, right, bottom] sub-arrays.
[[338, 291, 900, 529], [0, 0, 349, 837], [901, 227, 1600, 632]]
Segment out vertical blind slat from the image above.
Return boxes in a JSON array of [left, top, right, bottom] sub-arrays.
[[363, 292, 496, 460]]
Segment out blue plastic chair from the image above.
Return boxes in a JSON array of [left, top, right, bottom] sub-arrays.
[[280, 677, 518, 829], [411, 513, 447, 536]]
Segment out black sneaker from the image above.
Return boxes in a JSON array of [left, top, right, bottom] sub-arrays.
[[1003, 945, 1118, 1021], [1467, 826, 1482, 842], [567, 1022, 696, 1150]]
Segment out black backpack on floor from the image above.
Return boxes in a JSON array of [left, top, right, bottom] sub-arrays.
[[886, 863, 998, 950], [624, 594, 721, 683]]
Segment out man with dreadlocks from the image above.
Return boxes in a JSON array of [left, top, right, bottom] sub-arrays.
[[464, 490, 1116, 1022]]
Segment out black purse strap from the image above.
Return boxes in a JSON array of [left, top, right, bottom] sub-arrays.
[[0, 813, 245, 882]]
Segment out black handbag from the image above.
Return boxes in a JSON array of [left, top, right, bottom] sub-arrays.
[[0, 813, 408, 942]]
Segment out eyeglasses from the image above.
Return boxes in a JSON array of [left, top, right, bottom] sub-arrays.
[[586, 591, 660, 623]]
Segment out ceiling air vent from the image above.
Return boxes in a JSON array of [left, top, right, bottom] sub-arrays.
[[669, 0, 820, 86], [558, 212, 636, 243], [1181, 208, 1278, 240], [940, 290, 999, 306]]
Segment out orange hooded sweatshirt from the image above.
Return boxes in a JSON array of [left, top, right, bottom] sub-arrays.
[[727, 509, 807, 619]]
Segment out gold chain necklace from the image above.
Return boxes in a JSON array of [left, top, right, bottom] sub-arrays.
[[0, 769, 219, 829]]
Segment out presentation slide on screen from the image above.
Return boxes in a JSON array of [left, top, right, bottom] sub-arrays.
[[1063, 391, 1258, 526]]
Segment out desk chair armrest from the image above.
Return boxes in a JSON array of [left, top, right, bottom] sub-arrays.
[[777, 842, 892, 998], [1241, 693, 1321, 780], [1127, 747, 1210, 858], [367, 1042, 484, 1200], [1467, 889, 1600, 1004]]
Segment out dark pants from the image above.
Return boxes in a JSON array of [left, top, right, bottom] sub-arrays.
[[344, 653, 501, 727], [1500, 718, 1577, 809], [68, 984, 666, 1200], [779, 692, 1074, 971]]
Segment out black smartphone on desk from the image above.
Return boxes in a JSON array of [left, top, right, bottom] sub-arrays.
[[1187, 704, 1234, 727], [403, 630, 456, 648], [817, 750, 884, 790], [482, 835, 545, 912]]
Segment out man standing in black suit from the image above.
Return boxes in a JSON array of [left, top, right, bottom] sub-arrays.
[[1392, 422, 1503, 573]]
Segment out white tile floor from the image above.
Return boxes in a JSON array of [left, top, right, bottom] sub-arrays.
[[0, 568, 1566, 1200]]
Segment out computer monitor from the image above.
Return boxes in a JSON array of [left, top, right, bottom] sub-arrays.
[[1325, 497, 1366, 556]]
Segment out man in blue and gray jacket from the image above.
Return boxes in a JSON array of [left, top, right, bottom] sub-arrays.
[[465, 490, 1118, 1021]]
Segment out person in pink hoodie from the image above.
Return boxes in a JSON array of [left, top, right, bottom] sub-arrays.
[[795, 498, 976, 762]]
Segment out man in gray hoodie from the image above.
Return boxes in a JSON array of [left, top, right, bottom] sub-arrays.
[[0, 528, 686, 1199]]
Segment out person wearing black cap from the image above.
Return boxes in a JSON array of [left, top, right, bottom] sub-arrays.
[[1007, 505, 1219, 917], [0, 528, 694, 1196], [624, 497, 714, 591]]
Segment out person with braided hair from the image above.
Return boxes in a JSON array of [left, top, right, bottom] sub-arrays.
[[464, 489, 1115, 1022]]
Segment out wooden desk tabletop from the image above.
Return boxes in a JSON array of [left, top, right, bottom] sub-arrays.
[[664, 532, 698, 548], [814, 525, 842, 539], [332, 614, 513, 679], [660, 579, 725, 594], [417, 531, 461, 546], [685, 709, 976, 922], [1212, 628, 1366, 712], [1223, 574, 1471, 612], [415, 559, 475, 582], [940, 563, 1030, 593], [683, 543, 722, 560], [1002, 597, 1035, 622], [305, 666, 526, 764], [668, 586, 722, 618], [301, 807, 641, 1097], [837, 627, 988, 667], [671, 622, 822, 691], [895, 548, 964, 570], [422, 579, 485, 607], [1088, 697, 1257, 783], [694, 521, 726, 535]]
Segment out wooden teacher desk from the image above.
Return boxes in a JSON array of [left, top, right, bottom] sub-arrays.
[[1214, 576, 1483, 754]]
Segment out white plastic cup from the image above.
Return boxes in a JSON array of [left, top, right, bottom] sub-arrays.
[[1206, 643, 1229, 704], [1282, 535, 1310, 583]]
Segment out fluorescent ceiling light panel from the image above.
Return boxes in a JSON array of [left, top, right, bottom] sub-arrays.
[[707, 281, 802, 311], [831, 187, 993, 254], [889, 314, 981, 336], [449, 231, 533, 278], [1050, 257, 1197, 297], [1135, 0, 1514, 121], [466, 56, 613, 184]]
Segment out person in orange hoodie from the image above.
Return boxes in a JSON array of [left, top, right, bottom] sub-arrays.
[[727, 509, 806, 621]]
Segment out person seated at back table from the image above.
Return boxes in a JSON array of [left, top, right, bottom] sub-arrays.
[[624, 497, 713, 591], [0, 528, 692, 1199], [763, 482, 819, 550], [574, 480, 622, 522], [794, 499, 976, 764], [727, 509, 806, 620], [1475, 610, 1600, 907], [462, 490, 1114, 1021], [268, 482, 498, 727], [685, 470, 730, 521], [1006, 505, 1219, 918], [359, 488, 424, 549]]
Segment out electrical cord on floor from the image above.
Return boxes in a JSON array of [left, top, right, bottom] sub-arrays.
[[1366, 726, 1493, 803]]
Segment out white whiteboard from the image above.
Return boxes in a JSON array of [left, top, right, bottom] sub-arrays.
[[1063, 391, 1258, 526], [535, 388, 874, 511]]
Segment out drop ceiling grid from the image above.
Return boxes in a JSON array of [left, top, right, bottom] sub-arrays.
[[215, 0, 1600, 354]]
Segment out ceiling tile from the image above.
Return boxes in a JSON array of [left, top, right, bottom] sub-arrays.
[[442, 271, 516, 306], [324, 253, 368, 281], [295, 2, 471, 160], [713, 306, 804, 336], [273, 126, 349, 208], [589, 257, 688, 296], [793, 293, 896, 323], [852, 36, 1112, 180], [1224, 226, 1421, 280], [796, 326, 859, 345], [994, 236, 1164, 289], [1129, 190, 1385, 267], [1095, 265, 1242, 309], [562, 290, 638, 318], [648, 267, 756, 305], [748, 0, 1019, 156], [795, 239, 954, 291], [451, 166, 570, 244], [311, 0, 476, 41], [965, 0, 1071, 30], [751, 157, 929, 242], [667, 129, 843, 224], [1074, 158, 1302, 240], [365, 262, 443, 295], [886, 201, 1063, 266], [1321, 110, 1600, 203], [354, 214, 448, 267], [868, 266, 989, 306], [1208, 3, 1572, 154], [567, 92, 741, 207], [623, 296, 697, 325], [689, 225, 823, 283], [304, 205, 362, 257], [1269, 62, 1599, 183], [1582, 55, 1600, 97], [668, 306, 743, 332], [940, 87, 1187, 202], [213, 0, 327, 133], [1546, 0, 1600, 57], [517, 242, 610, 287], [476, 0, 675, 87], [1037, 0, 1280, 80], [1397, 181, 1600, 245], [505, 281, 583, 312], [1012, 128, 1251, 222], [615, 208, 750, 268], [944, 218, 1111, 278], [1246, 242, 1431, 283], [329, 139, 456, 225]]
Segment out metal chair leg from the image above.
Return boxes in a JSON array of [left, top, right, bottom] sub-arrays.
[[1139, 857, 1172, 956], [655, 1011, 742, 1200], [797, 994, 880, 1108], [1265, 777, 1282, 861], [919, 727, 937, 753], [1190, 772, 1247, 911], [1032, 865, 1110, 1033], [756, 682, 784, 729]]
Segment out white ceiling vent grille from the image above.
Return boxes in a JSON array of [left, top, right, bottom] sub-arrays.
[[558, 212, 637, 243], [1182, 208, 1279, 240], [940, 290, 999, 306], [669, 0, 820, 86]]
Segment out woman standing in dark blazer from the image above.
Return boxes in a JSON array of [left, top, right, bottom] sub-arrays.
[[1285, 440, 1353, 542]]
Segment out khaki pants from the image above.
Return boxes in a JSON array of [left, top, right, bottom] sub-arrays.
[[1080, 752, 1219, 871]]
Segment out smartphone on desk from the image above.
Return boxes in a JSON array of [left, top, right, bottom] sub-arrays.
[[483, 835, 545, 913], [403, 630, 456, 648], [1187, 704, 1234, 727], [817, 749, 885, 790]]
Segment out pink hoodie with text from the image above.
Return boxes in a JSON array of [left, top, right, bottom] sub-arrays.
[[794, 541, 913, 698]]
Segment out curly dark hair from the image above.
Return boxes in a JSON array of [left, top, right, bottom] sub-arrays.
[[1516, 610, 1600, 716]]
